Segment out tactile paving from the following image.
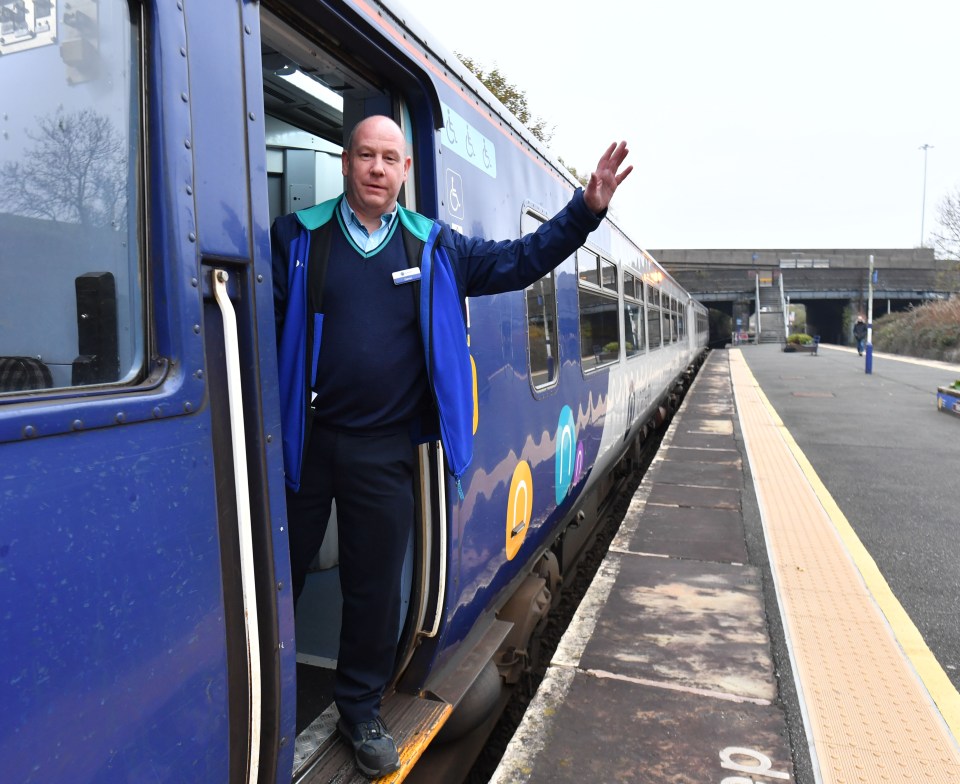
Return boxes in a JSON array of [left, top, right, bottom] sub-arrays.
[[730, 350, 960, 783]]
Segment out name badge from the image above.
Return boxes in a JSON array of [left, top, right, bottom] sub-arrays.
[[392, 267, 421, 285]]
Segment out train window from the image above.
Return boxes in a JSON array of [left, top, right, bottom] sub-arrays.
[[623, 272, 644, 358], [646, 287, 662, 350], [577, 248, 599, 286], [0, 3, 143, 394], [522, 211, 559, 390], [525, 275, 559, 389], [646, 283, 659, 308], [577, 251, 619, 371], [664, 296, 674, 344], [601, 258, 618, 293]]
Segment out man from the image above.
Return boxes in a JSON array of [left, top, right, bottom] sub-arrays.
[[271, 115, 631, 778], [854, 316, 868, 356]]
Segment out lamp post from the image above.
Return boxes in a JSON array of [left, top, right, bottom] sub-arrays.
[[865, 254, 874, 375], [919, 143, 934, 247]]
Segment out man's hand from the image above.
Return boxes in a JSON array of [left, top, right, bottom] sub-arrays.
[[583, 141, 632, 215]]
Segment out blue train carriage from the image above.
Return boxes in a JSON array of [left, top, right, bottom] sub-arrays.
[[0, 1, 708, 782]]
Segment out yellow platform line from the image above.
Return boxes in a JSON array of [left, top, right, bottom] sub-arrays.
[[729, 349, 960, 783]]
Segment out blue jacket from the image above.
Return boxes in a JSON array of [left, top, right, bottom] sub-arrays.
[[272, 189, 603, 493]]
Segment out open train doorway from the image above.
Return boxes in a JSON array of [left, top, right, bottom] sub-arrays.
[[258, 3, 449, 771]]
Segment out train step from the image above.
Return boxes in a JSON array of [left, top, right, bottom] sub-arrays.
[[298, 693, 451, 783]]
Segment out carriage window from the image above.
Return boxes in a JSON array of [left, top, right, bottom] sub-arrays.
[[601, 259, 618, 293], [577, 248, 599, 287], [623, 272, 644, 358], [0, 3, 143, 393], [578, 251, 619, 370], [663, 296, 674, 345], [646, 285, 662, 350], [523, 212, 559, 390]]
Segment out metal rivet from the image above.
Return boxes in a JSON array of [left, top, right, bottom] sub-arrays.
[[277, 581, 284, 591], [186, 185, 193, 195], [152, 407, 162, 418], [188, 232, 196, 242], [115, 412, 126, 424], [257, 274, 264, 283], [180, 46, 186, 57], [245, 24, 252, 34], [191, 277, 198, 287], [266, 434, 272, 443], [71, 420, 83, 431], [184, 401, 193, 413], [23, 425, 36, 438], [181, 92, 188, 102], [248, 112, 256, 121], [184, 139, 191, 149], [193, 324, 201, 334], [196, 370, 204, 379]]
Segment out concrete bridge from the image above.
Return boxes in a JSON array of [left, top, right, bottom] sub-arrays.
[[652, 248, 960, 346]]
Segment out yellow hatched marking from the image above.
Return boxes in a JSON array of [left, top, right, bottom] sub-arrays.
[[730, 350, 960, 783]]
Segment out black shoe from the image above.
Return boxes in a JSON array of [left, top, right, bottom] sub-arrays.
[[338, 716, 400, 779]]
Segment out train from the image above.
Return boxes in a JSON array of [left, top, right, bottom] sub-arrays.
[[0, 1, 708, 782]]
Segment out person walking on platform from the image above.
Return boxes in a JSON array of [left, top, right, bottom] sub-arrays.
[[271, 114, 633, 778], [853, 316, 868, 356]]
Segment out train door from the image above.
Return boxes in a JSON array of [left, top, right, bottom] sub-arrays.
[[256, 3, 452, 774], [0, 3, 281, 783]]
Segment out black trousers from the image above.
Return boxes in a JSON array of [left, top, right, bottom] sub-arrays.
[[286, 424, 415, 726]]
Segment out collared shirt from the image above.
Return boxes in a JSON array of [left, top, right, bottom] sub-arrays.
[[340, 197, 398, 253]]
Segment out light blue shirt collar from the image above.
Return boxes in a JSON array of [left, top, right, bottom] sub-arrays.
[[340, 197, 398, 253]]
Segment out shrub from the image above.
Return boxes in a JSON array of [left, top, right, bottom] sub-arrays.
[[786, 333, 814, 345]]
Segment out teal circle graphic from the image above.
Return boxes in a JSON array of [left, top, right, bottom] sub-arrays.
[[555, 405, 576, 504]]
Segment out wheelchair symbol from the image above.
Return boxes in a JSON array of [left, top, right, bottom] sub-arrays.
[[445, 109, 457, 144], [446, 169, 464, 220]]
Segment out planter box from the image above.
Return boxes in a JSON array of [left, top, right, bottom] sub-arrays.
[[937, 386, 960, 417]]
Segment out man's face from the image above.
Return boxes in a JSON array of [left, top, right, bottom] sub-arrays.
[[342, 118, 411, 222]]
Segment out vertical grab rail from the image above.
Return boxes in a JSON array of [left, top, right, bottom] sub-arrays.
[[422, 443, 448, 638], [213, 269, 261, 784]]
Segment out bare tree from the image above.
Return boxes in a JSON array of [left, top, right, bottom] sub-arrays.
[[930, 185, 960, 260], [0, 108, 127, 228]]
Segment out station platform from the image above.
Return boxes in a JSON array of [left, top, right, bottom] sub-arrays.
[[490, 344, 960, 784]]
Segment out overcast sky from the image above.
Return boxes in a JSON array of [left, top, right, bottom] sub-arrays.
[[401, 0, 960, 251]]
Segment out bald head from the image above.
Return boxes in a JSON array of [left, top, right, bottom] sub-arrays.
[[346, 115, 405, 153], [341, 115, 411, 231]]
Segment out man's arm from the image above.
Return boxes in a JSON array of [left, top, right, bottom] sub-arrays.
[[450, 141, 633, 296]]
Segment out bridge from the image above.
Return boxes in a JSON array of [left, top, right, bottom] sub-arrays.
[[652, 248, 960, 346]]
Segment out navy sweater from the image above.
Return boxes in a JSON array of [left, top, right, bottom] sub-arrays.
[[311, 223, 428, 431]]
